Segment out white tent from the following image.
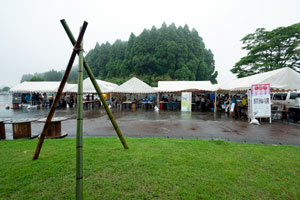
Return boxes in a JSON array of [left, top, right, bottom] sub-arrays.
[[10, 81, 62, 93], [63, 83, 77, 93], [217, 67, 300, 92], [112, 77, 157, 94], [157, 81, 214, 93], [66, 78, 118, 93]]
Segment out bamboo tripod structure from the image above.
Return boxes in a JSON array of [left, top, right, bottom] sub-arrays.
[[76, 28, 84, 199], [32, 19, 129, 199]]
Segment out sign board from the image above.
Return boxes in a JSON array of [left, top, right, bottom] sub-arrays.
[[251, 84, 271, 118], [247, 90, 252, 120], [181, 92, 192, 112]]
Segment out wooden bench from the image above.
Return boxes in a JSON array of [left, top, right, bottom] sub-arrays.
[[37, 117, 68, 138], [4, 119, 36, 139], [0, 120, 5, 139]]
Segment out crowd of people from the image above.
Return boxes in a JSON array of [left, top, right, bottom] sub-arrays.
[[193, 94, 248, 118], [20, 93, 76, 108], [15, 91, 300, 123]]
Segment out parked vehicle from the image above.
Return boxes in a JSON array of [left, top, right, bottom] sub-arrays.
[[271, 92, 300, 109]]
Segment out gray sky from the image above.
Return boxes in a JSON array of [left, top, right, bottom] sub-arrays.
[[0, 0, 299, 87]]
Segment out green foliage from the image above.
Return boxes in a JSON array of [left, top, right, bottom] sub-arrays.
[[0, 86, 10, 92], [0, 138, 299, 199], [231, 22, 300, 78], [28, 76, 45, 81], [85, 23, 218, 85], [43, 69, 62, 81], [20, 74, 35, 83], [20, 66, 79, 83], [67, 79, 78, 84]]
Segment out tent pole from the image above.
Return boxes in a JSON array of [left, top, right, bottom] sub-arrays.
[[32, 21, 88, 160], [214, 91, 217, 120], [109, 93, 112, 106], [60, 19, 128, 149], [157, 92, 160, 109]]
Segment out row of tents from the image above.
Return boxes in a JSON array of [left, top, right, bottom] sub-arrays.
[[9, 67, 300, 94]]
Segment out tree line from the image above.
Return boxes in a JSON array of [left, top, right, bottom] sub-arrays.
[[0, 86, 10, 92], [20, 66, 78, 83], [22, 22, 298, 85], [21, 23, 217, 86], [85, 23, 218, 86]]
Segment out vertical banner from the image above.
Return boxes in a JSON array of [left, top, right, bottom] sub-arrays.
[[247, 90, 252, 120], [251, 84, 271, 118], [181, 92, 192, 112]]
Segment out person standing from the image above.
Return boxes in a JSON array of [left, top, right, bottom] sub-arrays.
[[224, 95, 231, 114], [295, 93, 300, 123], [25, 94, 30, 104], [200, 95, 206, 112], [195, 95, 200, 111], [43, 93, 48, 108], [230, 95, 237, 118], [240, 95, 248, 117]]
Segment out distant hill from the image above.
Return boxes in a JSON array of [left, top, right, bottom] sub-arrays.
[[85, 23, 218, 86], [20, 66, 78, 84]]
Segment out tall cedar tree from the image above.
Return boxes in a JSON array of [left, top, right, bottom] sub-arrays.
[[85, 23, 217, 86], [231, 22, 300, 78]]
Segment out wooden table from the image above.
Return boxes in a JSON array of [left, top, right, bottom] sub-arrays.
[[37, 117, 68, 138], [4, 119, 36, 139], [83, 100, 100, 109], [142, 102, 153, 110], [0, 120, 5, 139], [122, 101, 135, 109]]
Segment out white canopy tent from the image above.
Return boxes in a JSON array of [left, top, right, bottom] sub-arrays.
[[112, 77, 157, 94], [10, 81, 76, 94], [66, 78, 118, 94], [10, 81, 62, 93], [217, 67, 300, 92], [63, 83, 77, 93], [157, 81, 214, 93]]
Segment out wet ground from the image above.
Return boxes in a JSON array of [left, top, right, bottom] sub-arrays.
[[2, 107, 300, 146]]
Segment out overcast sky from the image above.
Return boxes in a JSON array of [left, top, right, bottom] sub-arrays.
[[1, 0, 299, 87]]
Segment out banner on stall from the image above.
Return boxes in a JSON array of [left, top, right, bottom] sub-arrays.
[[181, 92, 192, 112], [251, 84, 271, 118]]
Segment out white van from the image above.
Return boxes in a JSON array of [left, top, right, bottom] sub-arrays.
[[271, 92, 300, 109]]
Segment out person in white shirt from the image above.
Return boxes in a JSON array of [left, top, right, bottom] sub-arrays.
[[295, 93, 300, 108], [295, 93, 300, 123]]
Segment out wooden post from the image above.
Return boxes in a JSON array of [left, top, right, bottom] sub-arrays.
[[60, 19, 129, 149], [0, 121, 5, 139], [32, 21, 88, 160], [12, 104, 19, 109], [76, 32, 84, 200]]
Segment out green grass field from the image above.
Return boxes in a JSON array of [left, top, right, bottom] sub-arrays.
[[0, 137, 299, 199]]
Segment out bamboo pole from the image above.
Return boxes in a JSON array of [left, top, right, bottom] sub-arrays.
[[32, 21, 88, 160], [76, 33, 84, 200], [60, 19, 129, 149]]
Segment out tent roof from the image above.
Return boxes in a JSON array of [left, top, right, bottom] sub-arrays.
[[112, 77, 157, 94], [157, 81, 213, 92], [63, 84, 77, 93], [66, 78, 118, 93], [218, 67, 300, 92], [10, 81, 62, 93]]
